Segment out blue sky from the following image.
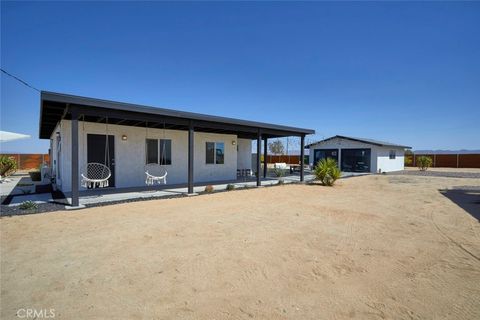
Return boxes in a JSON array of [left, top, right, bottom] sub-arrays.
[[1, 1, 479, 153]]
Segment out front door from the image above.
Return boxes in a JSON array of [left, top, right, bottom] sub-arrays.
[[87, 134, 115, 187], [313, 149, 339, 167]]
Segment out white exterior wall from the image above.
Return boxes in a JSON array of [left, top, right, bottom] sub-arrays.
[[50, 123, 62, 185], [308, 137, 405, 173], [50, 120, 251, 192], [375, 147, 405, 172], [193, 132, 237, 183], [237, 138, 252, 170]]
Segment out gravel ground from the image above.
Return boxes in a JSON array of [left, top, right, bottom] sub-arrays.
[[0, 202, 67, 216], [390, 169, 480, 179], [0, 184, 263, 216]]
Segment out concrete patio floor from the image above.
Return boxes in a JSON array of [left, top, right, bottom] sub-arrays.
[[3, 170, 369, 209], [65, 174, 316, 206], [3, 173, 315, 208], [0, 173, 27, 197]]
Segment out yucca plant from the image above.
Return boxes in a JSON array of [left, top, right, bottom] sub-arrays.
[[273, 167, 285, 178], [19, 200, 38, 211], [314, 158, 341, 186]]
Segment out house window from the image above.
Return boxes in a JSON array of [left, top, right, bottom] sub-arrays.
[[206, 142, 224, 164], [146, 139, 158, 164], [216, 142, 224, 164], [159, 139, 172, 165], [146, 139, 172, 165], [389, 150, 396, 159]]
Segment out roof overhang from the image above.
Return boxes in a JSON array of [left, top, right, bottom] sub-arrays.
[[39, 91, 315, 140], [305, 135, 411, 149]]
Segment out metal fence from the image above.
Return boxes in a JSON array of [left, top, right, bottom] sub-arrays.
[[406, 154, 480, 168], [0, 153, 50, 170]]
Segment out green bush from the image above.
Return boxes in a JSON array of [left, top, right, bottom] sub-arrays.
[[19, 200, 38, 211], [417, 156, 433, 171], [314, 158, 341, 186], [273, 167, 285, 178], [226, 184, 235, 191], [404, 156, 413, 166], [0, 155, 17, 177]]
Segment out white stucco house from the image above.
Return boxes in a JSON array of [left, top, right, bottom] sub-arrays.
[[39, 92, 314, 206], [306, 135, 411, 173]]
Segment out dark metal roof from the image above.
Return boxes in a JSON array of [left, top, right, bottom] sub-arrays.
[[306, 135, 411, 149], [39, 91, 315, 139]]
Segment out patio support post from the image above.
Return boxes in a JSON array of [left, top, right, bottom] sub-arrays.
[[263, 137, 268, 178], [71, 107, 80, 206], [188, 121, 194, 194], [300, 134, 305, 182], [256, 130, 261, 187]]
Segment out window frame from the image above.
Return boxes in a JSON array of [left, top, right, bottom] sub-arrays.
[[146, 138, 172, 165], [159, 139, 172, 165], [389, 150, 396, 160], [146, 139, 159, 165], [206, 141, 225, 165]]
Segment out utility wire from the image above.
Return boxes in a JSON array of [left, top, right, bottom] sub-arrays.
[[0, 68, 40, 92]]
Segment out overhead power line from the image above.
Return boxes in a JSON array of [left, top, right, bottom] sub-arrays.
[[0, 68, 40, 92]]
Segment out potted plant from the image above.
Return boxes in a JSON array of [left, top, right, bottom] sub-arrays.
[[28, 170, 41, 181]]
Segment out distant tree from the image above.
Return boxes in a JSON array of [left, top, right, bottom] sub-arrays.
[[268, 140, 285, 155]]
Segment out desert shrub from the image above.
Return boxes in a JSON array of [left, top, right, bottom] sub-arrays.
[[273, 167, 285, 178], [314, 158, 341, 186], [417, 156, 433, 171], [226, 184, 235, 191], [19, 200, 38, 211], [404, 156, 413, 166], [204, 185, 214, 193], [0, 155, 17, 177]]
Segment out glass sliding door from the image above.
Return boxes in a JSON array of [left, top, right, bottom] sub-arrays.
[[313, 149, 339, 167], [341, 149, 371, 173]]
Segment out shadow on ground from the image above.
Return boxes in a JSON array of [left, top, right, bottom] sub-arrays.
[[440, 187, 480, 221]]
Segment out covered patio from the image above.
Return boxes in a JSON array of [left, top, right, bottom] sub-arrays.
[[2, 173, 315, 210], [40, 92, 315, 207], [68, 173, 315, 207]]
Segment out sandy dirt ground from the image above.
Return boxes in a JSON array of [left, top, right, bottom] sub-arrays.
[[1, 174, 480, 319], [405, 167, 480, 173]]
